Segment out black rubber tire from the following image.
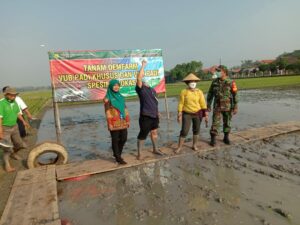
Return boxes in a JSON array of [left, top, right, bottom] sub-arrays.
[[27, 141, 68, 169]]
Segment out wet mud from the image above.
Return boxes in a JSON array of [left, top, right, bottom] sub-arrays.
[[54, 88, 300, 225], [1, 87, 299, 222], [58, 131, 300, 225]]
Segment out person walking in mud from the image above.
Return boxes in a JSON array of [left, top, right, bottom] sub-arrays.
[[0, 87, 29, 172], [104, 79, 130, 164], [135, 60, 164, 160], [207, 65, 238, 146], [2, 86, 33, 138], [175, 73, 208, 153]]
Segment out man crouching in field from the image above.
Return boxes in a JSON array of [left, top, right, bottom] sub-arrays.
[[0, 87, 29, 172]]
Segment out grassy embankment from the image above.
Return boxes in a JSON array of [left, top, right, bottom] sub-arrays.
[[165, 75, 300, 96], [12, 75, 300, 116]]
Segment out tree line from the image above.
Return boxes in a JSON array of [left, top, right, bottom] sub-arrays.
[[166, 50, 300, 82]]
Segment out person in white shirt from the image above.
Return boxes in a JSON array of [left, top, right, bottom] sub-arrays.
[[2, 86, 33, 138]]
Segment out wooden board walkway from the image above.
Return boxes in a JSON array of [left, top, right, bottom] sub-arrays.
[[55, 121, 300, 180], [1, 121, 300, 225], [0, 165, 59, 225]]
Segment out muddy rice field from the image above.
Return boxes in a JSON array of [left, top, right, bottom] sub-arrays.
[[22, 88, 300, 224], [37, 88, 300, 162], [58, 132, 300, 225]]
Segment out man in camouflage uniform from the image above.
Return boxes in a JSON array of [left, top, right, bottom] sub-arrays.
[[207, 65, 238, 146]]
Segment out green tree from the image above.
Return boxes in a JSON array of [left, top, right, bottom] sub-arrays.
[[170, 61, 203, 81], [276, 57, 287, 70], [258, 64, 270, 72]]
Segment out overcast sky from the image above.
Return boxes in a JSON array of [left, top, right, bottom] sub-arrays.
[[1, 0, 299, 87]]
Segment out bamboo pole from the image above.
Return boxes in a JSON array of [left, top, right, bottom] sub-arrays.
[[51, 76, 62, 144], [164, 91, 170, 120]]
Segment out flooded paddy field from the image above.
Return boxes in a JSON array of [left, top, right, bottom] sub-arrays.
[[35, 87, 300, 225], [37, 88, 300, 162]]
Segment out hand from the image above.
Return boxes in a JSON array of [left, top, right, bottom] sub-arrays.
[[204, 115, 209, 123], [207, 107, 211, 112], [142, 60, 147, 67], [109, 125, 114, 131], [232, 108, 238, 115], [23, 121, 30, 129], [177, 113, 182, 123]]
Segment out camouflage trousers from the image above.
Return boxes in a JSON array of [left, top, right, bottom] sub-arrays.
[[210, 110, 232, 135]]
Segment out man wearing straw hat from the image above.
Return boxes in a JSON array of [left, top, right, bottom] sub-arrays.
[[0, 87, 29, 172], [207, 65, 238, 146], [2, 86, 33, 138], [176, 73, 208, 153]]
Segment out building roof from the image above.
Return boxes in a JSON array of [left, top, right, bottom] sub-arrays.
[[259, 59, 275, 64], [202, 65, 219, 73]]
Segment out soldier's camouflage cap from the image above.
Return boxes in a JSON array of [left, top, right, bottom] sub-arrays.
[[216, 65, 228, 74]]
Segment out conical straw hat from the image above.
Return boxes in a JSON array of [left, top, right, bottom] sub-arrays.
[[182, 73, 201, 82]]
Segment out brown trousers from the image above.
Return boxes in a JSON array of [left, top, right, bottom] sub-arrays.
[[1, 125, 26, 153]]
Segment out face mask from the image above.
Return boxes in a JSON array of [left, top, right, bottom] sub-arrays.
[[142, 77, 147, 83], [214, 71, 221, 78], [188, 82, 197, 89], [142, 77, 150, 87]]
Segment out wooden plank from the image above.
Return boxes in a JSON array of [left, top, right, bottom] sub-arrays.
[[234, 127, 281, 141], [44, 219, 61, 225], [266, 121, 300, 134], [0, 166, 59, 225], [56, 137, 220, 180], [56, 145, 213, 180], [13, 165, 56, 187], [56, 122, 300, 180]]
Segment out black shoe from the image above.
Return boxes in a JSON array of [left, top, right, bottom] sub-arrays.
[[210, 134, 216, 146], [223, 133, 231, 145]]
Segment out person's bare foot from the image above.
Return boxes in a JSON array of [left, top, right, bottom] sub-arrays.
[[5, 165, 16, 173], [192, 146, 199, 151]]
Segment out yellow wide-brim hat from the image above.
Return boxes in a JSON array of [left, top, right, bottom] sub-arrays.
[[182, 73, 201, 82]]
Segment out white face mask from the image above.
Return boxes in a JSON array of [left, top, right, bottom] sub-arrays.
[[188, 82, 197, 89]]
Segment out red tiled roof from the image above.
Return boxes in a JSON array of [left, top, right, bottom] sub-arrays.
[[231, 68, 241, 73], [259, 59, 275, 64], [203, 65, 219, 73]]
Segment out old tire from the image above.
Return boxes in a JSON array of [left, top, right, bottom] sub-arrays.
[[27, 141, 68, 169]]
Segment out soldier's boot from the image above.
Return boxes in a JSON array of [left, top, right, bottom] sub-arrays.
[[223, 133, 231, 145], [4, 152, 16, 173], [192, 135, 199, 151], [210, 134, 216, 147], [175, 137, 185, 154], [137, 140, 144, 160], [151, 138, 164, 156]]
